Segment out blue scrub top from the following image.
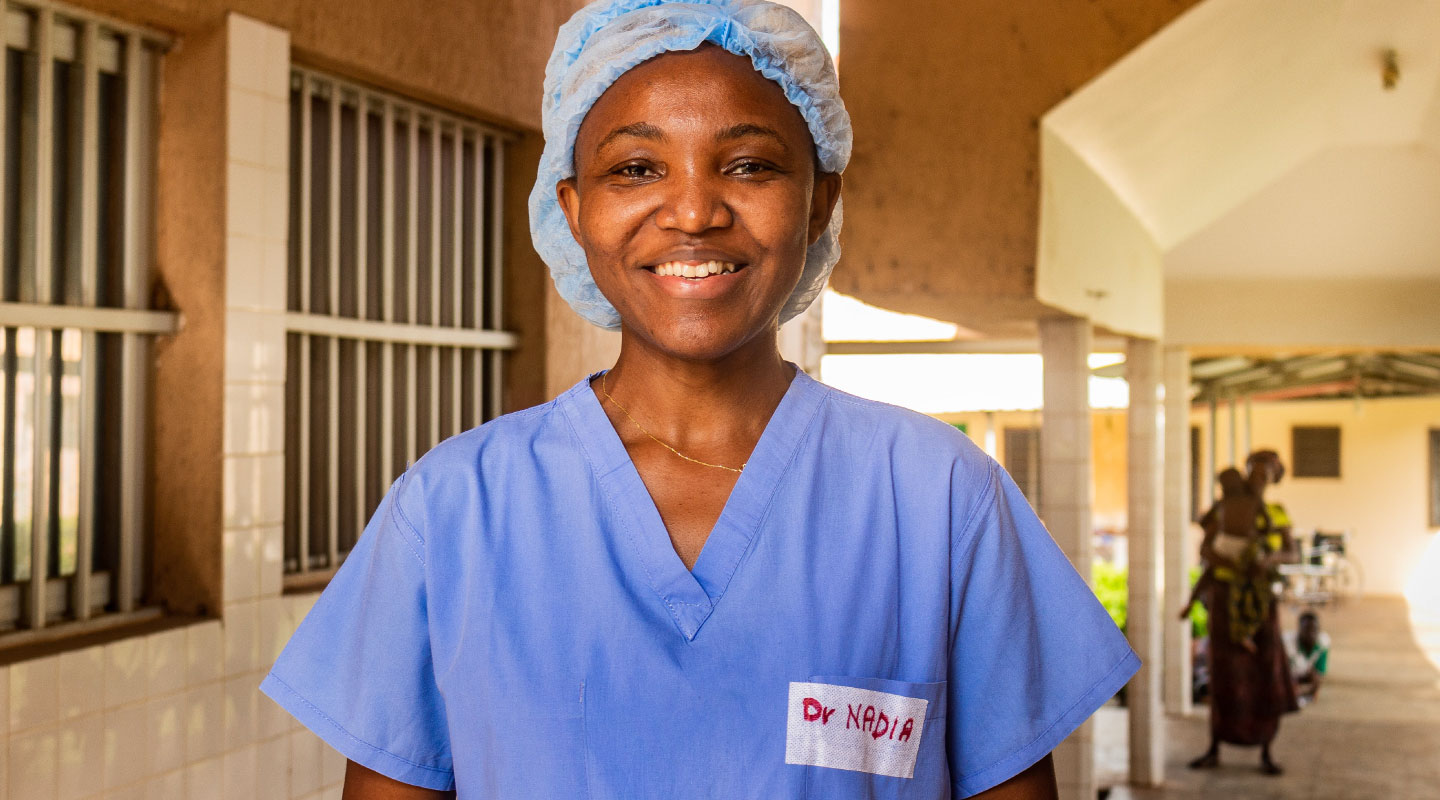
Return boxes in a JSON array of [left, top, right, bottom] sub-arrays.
[[261, 370, 1138, 798]]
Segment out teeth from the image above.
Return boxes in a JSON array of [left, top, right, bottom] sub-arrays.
[[654, 260, 739, 278]]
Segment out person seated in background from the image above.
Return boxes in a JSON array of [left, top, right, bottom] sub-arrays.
[[1284, 610, 1330, 706]]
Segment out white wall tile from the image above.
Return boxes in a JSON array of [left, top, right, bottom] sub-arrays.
[[186, 682, 225, 762], [57, 646, 105, 720], [143, 770, 184, 800], [224, 310, 286, 386], [0, 664, 9, 737], [260, 166, 289, 241], [261, 95, 290, 175], [259, 525, 285, 597], [224, 600, 260, 675], [104, 637, 148, 709], [224, 528, 261, 604], [260, 236, 289, 309], [103, 702, 150, 789], [322, 786, 343, 800], [0, 732, 8, 800], [256, 674, 293, 740], [9, 655, 59, 732], [223, 672, 258, 750], [255, 734, 291, 798], [288, 728, 324, 797], [106, 782, 145, 800], [226, 233, 264, 312], [185, 755, 223, 800], [8, 722, 58, 800], [228, 14, 281, 98], [56, 712, 104, 799], [320, 739, 346, 786], [258, 595, 288, 666], [223, 744, 258, 800], [225, 381, 285, 457], [147, 627, 189, 698], [187, 622, 224, 687], [259, 24, 291, 102], [228, 87, 267, 167], [285, 592, 320, 631], [226, 160, 267, 240], [146, 693, 186, 775], [224, 452, 287, 529]]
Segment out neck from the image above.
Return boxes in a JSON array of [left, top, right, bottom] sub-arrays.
[[600, 329, 795, 450]]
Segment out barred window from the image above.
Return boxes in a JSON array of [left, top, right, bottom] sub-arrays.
[[1292, 425, 1340, 479], [284, 69, 517, 586], [0, 3, 169, 640]]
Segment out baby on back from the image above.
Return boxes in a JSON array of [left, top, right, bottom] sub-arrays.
[[1181, 468, 1275, 652]]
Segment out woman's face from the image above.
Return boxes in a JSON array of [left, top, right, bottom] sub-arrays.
[[557, 45, 841, 361]]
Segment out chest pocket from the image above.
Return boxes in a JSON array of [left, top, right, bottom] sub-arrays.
[[789, 676, 950, 800]]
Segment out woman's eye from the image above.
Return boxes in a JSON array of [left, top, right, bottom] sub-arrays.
[[613, 164, 656, 179], [729, 160, 771, 176]]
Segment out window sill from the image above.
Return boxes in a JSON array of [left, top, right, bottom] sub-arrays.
[[0, 607, 203, 666]]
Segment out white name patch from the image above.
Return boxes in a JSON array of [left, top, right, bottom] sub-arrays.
[[784, 681, 929, 779]]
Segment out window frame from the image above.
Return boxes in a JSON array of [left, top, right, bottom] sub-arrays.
[[0, 1, 172, 647], [282, 68, 519, 588], [1291, 424, 1341, 479]]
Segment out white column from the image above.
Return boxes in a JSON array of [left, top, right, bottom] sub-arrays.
[[1162, 346, 1193, 716], [1126, 338, 1164, 786], [1039, 315, 1094, 800]]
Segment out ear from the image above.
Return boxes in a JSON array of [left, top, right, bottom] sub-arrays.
[[806, 171, 842, 247], [556, 177, 583, 243]]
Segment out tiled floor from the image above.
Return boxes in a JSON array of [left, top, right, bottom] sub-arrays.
[[1098, 596, 1440, 800]]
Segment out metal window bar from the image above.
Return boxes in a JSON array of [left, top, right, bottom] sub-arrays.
[[284, 68, 517, 584], [0, 1, 171, 639]]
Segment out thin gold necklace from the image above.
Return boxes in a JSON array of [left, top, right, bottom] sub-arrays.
[[599, 372, 745, 474]]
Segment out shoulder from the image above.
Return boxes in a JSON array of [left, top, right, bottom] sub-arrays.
[[814, 380, 998, 496], [389, 396, 576, 527]]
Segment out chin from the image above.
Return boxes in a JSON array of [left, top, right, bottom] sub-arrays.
[[637, 314, 771, 363]]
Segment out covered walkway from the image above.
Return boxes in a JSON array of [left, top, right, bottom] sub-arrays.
[[1100, 597, 1440, 800]]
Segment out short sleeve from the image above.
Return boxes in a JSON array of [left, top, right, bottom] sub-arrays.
[[259, 475, 454, 791], [947, 462, 1139, 797]]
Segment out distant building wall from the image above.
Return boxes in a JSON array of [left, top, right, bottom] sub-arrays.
[[1192, 395, 1440, 597], [938, 397, 1439, 597]]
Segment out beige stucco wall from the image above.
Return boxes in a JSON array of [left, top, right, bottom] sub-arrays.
[[835, 0, 1200, 333], [72, 0, 585, 131], [1166, 278, 1440, 351], [1192, 395, 1440, 597], [939, 396, 1440, 597]]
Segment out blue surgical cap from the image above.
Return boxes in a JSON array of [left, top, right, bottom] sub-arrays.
[[528, 0, 852, 330]]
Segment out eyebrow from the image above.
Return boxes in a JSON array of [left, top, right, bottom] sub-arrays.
[[715, 123, 789, 150], [596, 122, 667, 151]]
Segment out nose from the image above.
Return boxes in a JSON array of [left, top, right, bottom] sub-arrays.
[[654, 169, 732, 234]]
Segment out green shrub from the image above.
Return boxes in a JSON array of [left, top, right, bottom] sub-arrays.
[[1090, 562, 1209, 640], [1093, 560, 1127, 632]]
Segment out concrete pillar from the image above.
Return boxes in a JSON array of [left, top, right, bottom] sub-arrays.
[[1206, 398, 1218, 506], [1228, 396, 1239, 468], [1126, 338, 1164, 786], [1244, 395, 1254, 455], [1038, 315, 1094, 800], [1162, 346, 1193, 716]]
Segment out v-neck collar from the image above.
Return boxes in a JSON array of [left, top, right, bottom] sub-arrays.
[[560, 366, 826, 641]]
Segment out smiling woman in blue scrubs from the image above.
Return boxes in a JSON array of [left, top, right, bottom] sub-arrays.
[[261, 1, 1139, 797]]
